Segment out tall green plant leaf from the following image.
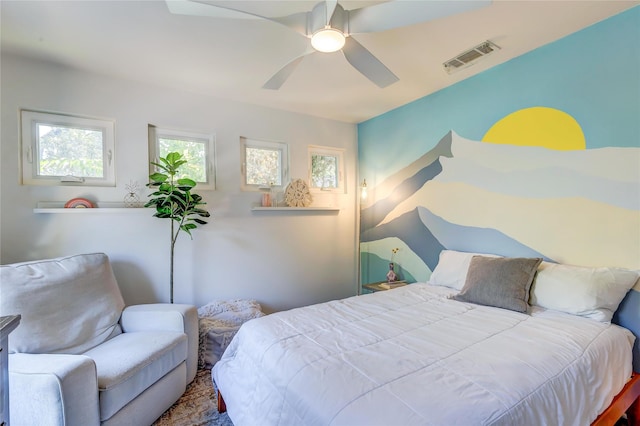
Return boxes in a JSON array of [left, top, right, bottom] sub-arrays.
[[145, 151, 211, 303]]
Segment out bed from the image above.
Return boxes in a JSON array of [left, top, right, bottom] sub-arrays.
[[212, 251, 640, 425]]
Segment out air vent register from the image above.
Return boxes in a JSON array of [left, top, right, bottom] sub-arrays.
[[443, 41, 500, 74]]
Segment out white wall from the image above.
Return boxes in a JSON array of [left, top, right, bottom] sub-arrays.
[[0, 53, 359, 313]]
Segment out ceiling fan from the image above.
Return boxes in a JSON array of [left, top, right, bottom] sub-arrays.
[[166, 0, 491, 90]]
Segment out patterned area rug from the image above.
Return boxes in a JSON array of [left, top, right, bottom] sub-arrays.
[[153, 369, 234, 426]]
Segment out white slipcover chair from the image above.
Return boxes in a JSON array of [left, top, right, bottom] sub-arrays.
[[0, 253, 198, 426]]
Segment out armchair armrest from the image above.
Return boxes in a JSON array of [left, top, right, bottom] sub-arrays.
[[120, 303, 198, 383], [9, 353, 100, 426]]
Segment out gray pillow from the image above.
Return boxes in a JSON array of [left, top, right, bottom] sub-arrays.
[[454, 256, 543, 313]]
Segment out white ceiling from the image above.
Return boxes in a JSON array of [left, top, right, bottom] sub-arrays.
[[1, 0, 638, 123]]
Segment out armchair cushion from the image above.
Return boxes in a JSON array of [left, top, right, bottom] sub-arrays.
[[83, 331, 187, 421], [1, 253, 125, 354], [121, 303, 199, 383]]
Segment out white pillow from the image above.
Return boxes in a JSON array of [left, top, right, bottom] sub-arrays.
[[530, 261, 639, 323], [429, 250, 500, 291]]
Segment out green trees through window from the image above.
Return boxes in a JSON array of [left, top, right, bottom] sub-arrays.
[[245, 147, 282, 186], [240, 137, 289, 190], [158, 137, 207, 183], [21, 109, 115, 186], [37, 124, 104, 178], [308, 146, 345, 193], [149, 125, 215, 191], [310, 154, 338, 189]]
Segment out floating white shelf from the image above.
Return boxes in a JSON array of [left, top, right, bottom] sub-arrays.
[[34, 202, 148, 214], [34, 202, 340, 214], [251, 207, 339, 212]]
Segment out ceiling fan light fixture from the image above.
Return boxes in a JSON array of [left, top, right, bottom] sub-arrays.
[[311, 28, 345, 53]]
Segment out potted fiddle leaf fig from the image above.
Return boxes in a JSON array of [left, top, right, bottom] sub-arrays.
[[145, 152, 211, 303]]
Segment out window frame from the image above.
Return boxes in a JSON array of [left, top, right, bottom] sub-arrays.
[[240, 136, 289, 191], [20, 109, 116, 186], [308, 145, 345, 194], [148, 125, 216, 191]]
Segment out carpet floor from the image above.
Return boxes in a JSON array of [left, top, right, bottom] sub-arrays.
[[153, 369, 234, 426]]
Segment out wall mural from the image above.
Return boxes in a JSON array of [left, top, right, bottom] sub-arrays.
[[361, 107, 639, 285]]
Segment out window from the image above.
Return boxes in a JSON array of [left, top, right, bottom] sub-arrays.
[[240, 137, 289, 190], [20, 109, 115, 186], [148, 125, 215, 190], [308, 145, 345, 193]]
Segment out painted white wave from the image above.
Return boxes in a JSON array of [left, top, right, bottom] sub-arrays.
[[437, 156, 638, 210], [380, 180, 639, 268], [376, 131, 640, 270], [449, 131, 640, 182], [424, 180, 639, 269]]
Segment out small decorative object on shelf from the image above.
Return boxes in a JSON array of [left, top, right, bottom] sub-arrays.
[[386, 247, 400, 282], [261, 192, 271, 207], [269, 182, 277, 207], [123, 180, 141, 208], [260, 182, 275, 207], [386, 262, 397, 282], [271, 186, 281, 207], [284, 179, 313, 207], [64, 197, 94, 208]]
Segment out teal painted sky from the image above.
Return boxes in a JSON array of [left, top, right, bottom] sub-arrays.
[[358, 6, 640, 183]]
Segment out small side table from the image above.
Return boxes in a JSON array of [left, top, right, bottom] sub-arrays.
[[1, 315, 21, 426], [362, 280, 407, 293]]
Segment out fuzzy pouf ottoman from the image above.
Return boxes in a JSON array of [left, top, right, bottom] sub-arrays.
[[197, 299, 264, 369]]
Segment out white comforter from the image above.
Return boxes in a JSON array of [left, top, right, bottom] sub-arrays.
[[213, 283, 634, 426]]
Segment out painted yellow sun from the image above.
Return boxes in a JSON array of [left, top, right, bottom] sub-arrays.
[[482, 107, 586, 150]]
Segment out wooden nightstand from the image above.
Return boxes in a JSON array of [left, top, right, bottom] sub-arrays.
[[362, 280, 407, 293]]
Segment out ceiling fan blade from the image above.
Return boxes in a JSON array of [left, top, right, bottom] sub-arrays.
[[326, 0, 338, 26], [348, 0, 491, 34], [270, 12, 310, 36], [342, 37, 398, 88], [263, 51, 314, 90], [166, 0, 263, 20], [168, 1, 310, 36]]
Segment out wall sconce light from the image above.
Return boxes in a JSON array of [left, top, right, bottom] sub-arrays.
[[361, 179, 367, 200]]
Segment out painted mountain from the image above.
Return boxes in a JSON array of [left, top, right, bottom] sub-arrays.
[[360, 130, 640, 284]]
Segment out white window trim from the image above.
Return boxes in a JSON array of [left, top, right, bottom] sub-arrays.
[[148, 125, 216, 191], [240, 136, 289, 191], [308, 145, 345, 194], [20, 109, 116, 186]]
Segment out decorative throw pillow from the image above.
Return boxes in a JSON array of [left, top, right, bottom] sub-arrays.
[[454, 256, 542, 313], [530, 261, 639, 323], [429, 250, 500, 291]]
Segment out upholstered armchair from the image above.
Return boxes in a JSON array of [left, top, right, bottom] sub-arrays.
[[0, 253, 198, 426]]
